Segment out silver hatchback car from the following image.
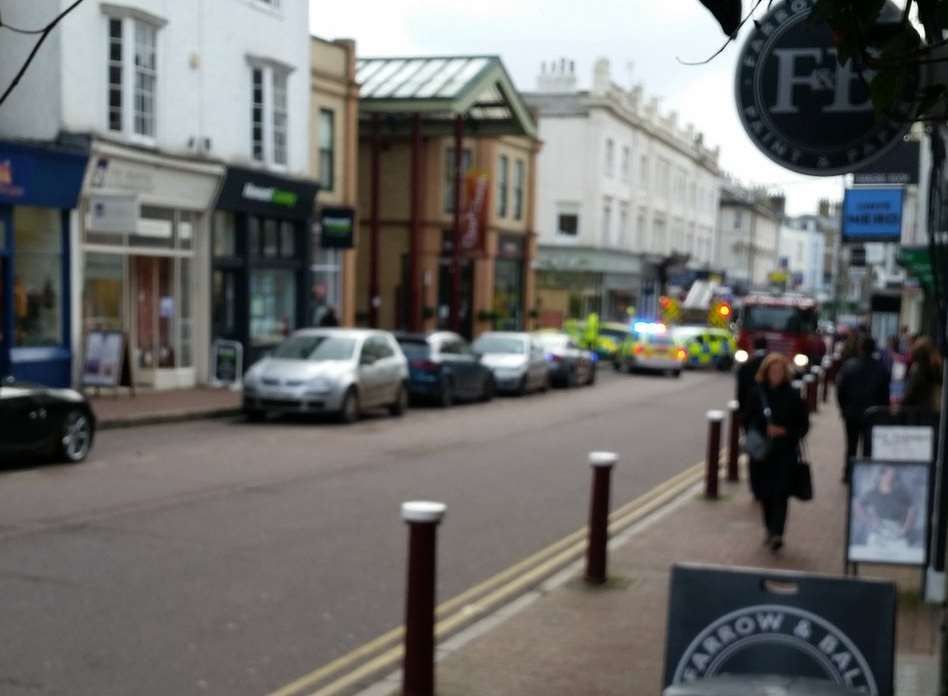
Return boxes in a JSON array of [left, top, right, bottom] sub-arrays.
[[242, 329, 409, 423]]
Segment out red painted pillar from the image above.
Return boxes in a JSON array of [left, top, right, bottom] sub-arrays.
[[727, 400, 741, 483], [369, 116, 381, 328], [450, 115, 464, 334], [409, 114, 423, 331], [705, 410, 724, 499], [586, 451, 618, 584]]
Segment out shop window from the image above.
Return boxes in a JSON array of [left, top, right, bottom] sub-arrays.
[[494, 257, 523, 331], [250, 269, 296, 347], [263, 219, 279, 258], [132, 205, 174, 249], [497, 155, 509, 217], [83, 252, 124, 334], [319, 109, 335, 191], [443, 147, 472, 213], [106, 15, 159, 139], [248, 217, 261, 256], [513, 160, 525, 221], [212, 270, 238, 338], [179, 258, 192, 368], [557, 213, 578, 237], [12, 207, 63, 348], [213, 212, 236, 257], [280, 221, 295, 258], [311, 242, 340, 327]]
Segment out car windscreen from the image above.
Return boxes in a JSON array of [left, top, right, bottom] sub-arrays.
[[599, 328, 628, 341], [532, 334, 568, 350], [397, 339, 431, 359], [272, 335, 356, 361], [472, 336, 526, 354], [672, 328, 702, 341], [743, 306, 816, 332], [649, 335, 675, 347]]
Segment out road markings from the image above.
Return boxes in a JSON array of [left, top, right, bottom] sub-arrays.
[[267, 458, 718, 696]]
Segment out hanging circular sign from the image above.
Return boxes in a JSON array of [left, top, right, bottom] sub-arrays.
[[735, 0, 917, 177]]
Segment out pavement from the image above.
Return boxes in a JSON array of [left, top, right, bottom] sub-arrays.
[[0, 368, 733, 696], [89, 387, 242, 429], [358, 397, 941, 696]]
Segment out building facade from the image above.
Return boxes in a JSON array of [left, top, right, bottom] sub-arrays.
[[0, 0, 317, 388], [525, 58, 722, 325], [353, 56, 540, 338], [714, 181, 781, 292], [310, 37, 359, 329]]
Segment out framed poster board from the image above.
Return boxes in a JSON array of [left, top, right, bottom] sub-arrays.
[[211, 339, 243, 388], [81, 330, 130, 389], [871, 425, 934, 462], [663, 564, 896, 695], [847, 459, 931, 567]]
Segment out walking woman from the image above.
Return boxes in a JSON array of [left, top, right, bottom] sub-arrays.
[[902, 337, 943, 415], [745, 353, 810, 552]]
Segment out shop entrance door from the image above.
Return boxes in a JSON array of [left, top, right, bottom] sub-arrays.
[[131, 256, 192, 389]]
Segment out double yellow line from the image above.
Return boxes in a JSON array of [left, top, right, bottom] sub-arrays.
[[269, 461, 709, 696]]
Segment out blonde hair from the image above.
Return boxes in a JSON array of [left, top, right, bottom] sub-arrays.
[[755, 352, 793, 385]]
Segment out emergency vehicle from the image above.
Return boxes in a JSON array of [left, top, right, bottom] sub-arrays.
[[614, 321, 687, 377], [734, 294, 826, 370], [672, 325, 737, 370]]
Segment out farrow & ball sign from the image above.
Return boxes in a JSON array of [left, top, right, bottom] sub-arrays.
[[735, 0, 917, 176]]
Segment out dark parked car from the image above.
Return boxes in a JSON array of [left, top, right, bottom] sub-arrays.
[[531, 331, 596, 387], [0, 378, 96, 463], [395, 331, 495, 407]]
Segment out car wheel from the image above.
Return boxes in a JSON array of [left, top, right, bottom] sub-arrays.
[[390, 385, 408, 417], [566, 367, 578, 389], [587, 365, 597, 385], [673, 369, 682, 378], [244, 408, 265, 423], [518, 375, 529, 396], [480, 376, 495, 402], [541, 373, 552, 393], [60, 409, 93, 463], [440, 381, 455, 408], [339, 389, 360, 424]]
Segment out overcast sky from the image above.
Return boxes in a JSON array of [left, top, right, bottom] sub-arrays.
[[310, 0, 844, 215]]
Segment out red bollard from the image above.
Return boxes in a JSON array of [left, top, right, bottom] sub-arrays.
[[727, 400, 741, 483], [401, 501, 446, 696], [805, 374, 818, 413], [705, 410, 724, 499], [586, 451, 618, 585]]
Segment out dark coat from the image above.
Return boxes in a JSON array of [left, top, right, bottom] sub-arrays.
[[902, 361, 942, 413], [745, 382, 810, 499], [835, 356, 890, 422], [736, 350, 767, 419]]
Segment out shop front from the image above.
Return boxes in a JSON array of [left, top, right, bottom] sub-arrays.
[[494, 234, 526, 331], [79, 143, 223, 390], [0, 140, 88, 387], [213, 167, 320, 368]]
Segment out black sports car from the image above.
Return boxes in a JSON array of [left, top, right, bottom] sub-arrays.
[[0, 378, 96, 464]]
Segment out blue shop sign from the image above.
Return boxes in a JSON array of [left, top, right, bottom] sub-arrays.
[[0, 141, 88, 209], [842, 187, 904, 243]]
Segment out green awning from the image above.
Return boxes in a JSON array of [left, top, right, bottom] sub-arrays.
[[898, 246, 934, 289]]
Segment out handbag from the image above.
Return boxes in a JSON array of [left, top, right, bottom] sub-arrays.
[[742, 386, 772, 461], [792, 439, 814, 501]]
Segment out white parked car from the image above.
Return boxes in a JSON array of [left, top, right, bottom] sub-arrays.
[[472, 332, 551, 395], [242, 329, 409, 423]]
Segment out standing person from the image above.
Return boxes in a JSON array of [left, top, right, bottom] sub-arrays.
[[744, 353, 810, 552], [880, 335, 900, 375], [736, 337, 768, 499], [836, 336, 891, 483], [902, 337, 943, 414], [318, 306, 340, 328]]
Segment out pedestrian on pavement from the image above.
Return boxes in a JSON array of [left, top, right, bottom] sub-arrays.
[[880, 335, 900, 375], [836, 336, 891, 483], [745, 353, 810, 553], [736, 337, 768, 499], [902, 337, 943, 415], [319, 306, 340, 328]]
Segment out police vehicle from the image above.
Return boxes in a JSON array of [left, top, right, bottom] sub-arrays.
[[614, 321, 687, 377], [672, 325, 737, 371]]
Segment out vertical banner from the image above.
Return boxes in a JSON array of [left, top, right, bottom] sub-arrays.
[[460, 170, 489, 255]]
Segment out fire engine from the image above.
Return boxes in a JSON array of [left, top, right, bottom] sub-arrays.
[[735, 294, 826, 370]]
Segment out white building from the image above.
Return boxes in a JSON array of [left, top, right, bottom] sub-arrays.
[[0, 0, 317, 389], [524, 58, 722, 323], [715, 181, 782, 291], [778, 215, 828, 298]]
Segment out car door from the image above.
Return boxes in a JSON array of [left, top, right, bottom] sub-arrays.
[[528, 340, 547, 387], [566, 339, 586, 381], [441, 337, 478, 397], [0, 383, 44, 454], [373, 335, 402, 404], [357, 338, 383, 407]]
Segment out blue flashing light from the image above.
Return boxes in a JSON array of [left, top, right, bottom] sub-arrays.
[[631, 320, 667, 335]]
